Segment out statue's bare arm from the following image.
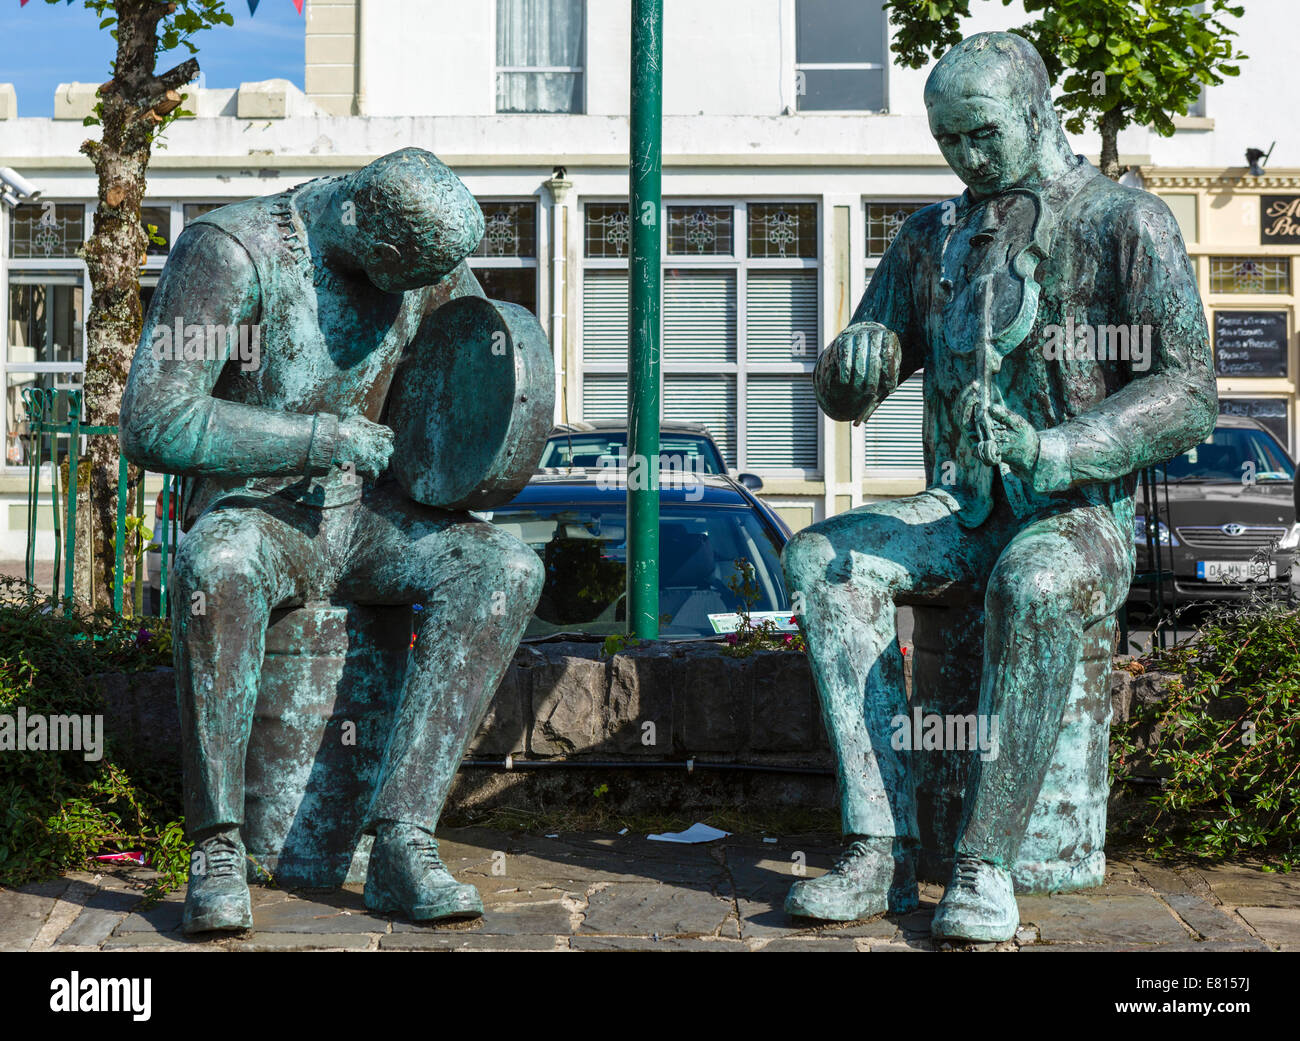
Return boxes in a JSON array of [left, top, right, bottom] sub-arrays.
[[119, 224, 392, 480]]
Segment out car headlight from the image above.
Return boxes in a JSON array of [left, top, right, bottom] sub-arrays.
[[1133, 516, 1178, 547], [1277, 523, 1300, 550]]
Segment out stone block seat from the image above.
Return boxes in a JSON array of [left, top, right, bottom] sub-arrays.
[[241, 602, 411, 887], [909, 602, 1114, 894]]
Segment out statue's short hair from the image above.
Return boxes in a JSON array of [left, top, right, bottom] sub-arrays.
[[344, 147, 484, 271], [924, 31, 1059, 140]]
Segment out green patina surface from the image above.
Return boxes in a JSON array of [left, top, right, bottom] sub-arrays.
[[118, 147, 551, 931], [783, 32, 1216, 941]]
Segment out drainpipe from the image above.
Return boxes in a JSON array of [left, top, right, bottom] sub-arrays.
[[544, 170, 571, 424], [354, 0, 366, 116]]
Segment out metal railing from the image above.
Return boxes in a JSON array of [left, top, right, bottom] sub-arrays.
[[21, 386, 182, 618]]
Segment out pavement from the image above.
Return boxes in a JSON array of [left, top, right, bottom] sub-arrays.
[[3, 828, 1297, 952]]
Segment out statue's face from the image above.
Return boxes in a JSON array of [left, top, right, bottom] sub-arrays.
[[927, 89, 1037, 198]]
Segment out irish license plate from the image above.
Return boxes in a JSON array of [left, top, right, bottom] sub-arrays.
[[1196, 560, 1277, 583]]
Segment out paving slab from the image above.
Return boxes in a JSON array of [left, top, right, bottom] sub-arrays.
[[252, 896, 390, 934], [1016, 891, 1189, 946], [0, 880, 69, 951], [115, 896, 184, 935], [229, 933, 377, 951], [1196, 864, 1300, 909], [570, 935, 747, 952], [1236, 906, 1300, 950], [380, 932, 561, 951], [580, 882, 735, 937], [758, 936, 862, 952]]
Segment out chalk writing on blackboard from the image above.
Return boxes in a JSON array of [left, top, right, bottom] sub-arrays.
[[1213, 311, 1289, 377], [1219, 397, 1290, 447]]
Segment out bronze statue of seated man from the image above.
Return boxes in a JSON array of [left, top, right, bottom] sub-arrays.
[[781, 33, 1216, 942], [120, 148, 547, 934]]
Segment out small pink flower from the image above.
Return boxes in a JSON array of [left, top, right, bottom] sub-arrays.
[[725, 632, 739, 645]]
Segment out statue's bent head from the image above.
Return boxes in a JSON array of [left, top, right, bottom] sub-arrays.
[[924, 32, 1067, 198], [343, 147, 485, 292]]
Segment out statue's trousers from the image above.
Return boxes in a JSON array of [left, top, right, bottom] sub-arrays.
[[782, 484, 1130, 867], [170, 478, 544, 837]]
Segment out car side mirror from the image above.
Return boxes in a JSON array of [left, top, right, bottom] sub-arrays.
[[738, 472, 764, 491]]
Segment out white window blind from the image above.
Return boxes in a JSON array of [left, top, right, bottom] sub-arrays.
[[581, 269, 628, 365], [663, 270, 736, 364], [581, 374, 627, 421], [746, 270, 818, 362], [863, 372, 925, 473], [664, 375, 736, 466], [746, 375, 817, 470]]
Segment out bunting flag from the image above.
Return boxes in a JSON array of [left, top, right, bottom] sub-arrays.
[[245, 0, 305, 13], [18, 0, 303, 9]]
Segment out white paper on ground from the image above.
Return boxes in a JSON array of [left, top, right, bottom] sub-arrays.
[[646, 822, 730, 844]]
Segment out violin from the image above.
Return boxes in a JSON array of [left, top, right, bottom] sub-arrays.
[[938, 187, 1054, 466]]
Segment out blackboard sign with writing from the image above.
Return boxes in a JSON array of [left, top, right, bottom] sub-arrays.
[[1213, 310, 1289, 377], [1219, 397, 1291, 448], [1261, 195, 1300, 245]]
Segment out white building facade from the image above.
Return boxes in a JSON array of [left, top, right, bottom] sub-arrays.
[[1, 0, 1298, 557]]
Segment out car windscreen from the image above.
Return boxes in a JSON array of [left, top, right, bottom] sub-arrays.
[[538, 433, 726, 474], [1160, 427, 1295, 483], [489, 504, 789, 639]]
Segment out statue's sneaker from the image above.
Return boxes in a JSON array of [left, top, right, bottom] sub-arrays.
[[181, 829, 252, 935], [784, 838, 918, 921], [931, 855, 1019, 942], [364, 823, 484, 922]]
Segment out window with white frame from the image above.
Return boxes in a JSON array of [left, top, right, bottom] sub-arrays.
[[469, 199, 539, 315], [5, 199, 191, 470], [861, 200, 938, 477], [496, 0, 585, 114], [580, 200, 820, 476], [795, 0, 887, 112], [5, 202, 88, 469]]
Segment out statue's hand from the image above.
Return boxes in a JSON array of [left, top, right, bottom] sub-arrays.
[[335, 415, 395, 481], [813, 322, 900, 423], [985, 404, 1040, 475]]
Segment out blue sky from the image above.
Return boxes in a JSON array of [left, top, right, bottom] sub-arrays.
[[0, 1, 305, 117]]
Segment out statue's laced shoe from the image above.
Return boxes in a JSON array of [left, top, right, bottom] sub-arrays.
[[181, 828, 252, 935], [931, 854, 1019, 942], [784, 838, 918, 921], [364, 822, 484, 922]]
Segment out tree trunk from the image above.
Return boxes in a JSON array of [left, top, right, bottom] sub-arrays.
[[1098, 107, 1124, 181], [79, 0, 196, 613]]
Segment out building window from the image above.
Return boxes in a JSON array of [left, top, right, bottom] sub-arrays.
[[496, 0, 585, 114], [183, 202, 225, 225], [584, 203, 631, 259], [580, 200, 820, 476], [469, 200, 539, 315], [141, 204, 173, 258], [5, 274, 85, 468], [865, 201, 928, 260], [795, 0, 887, 112], [748, 203, 818, 259], [1209, 256, 1290, 295], [862, 199, 939, 477], [8, 203, 84, 260], [667, 206, 734, 256]]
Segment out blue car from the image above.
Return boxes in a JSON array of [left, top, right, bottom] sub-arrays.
[[480, 469, 793, 640]]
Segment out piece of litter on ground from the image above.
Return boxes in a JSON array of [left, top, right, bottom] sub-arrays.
[[95, 852, 147, 865], [763, 837, 778, 844], [545, 833, 559, 838], [646, 822, 730, 844], [618, 828, 629, 835]]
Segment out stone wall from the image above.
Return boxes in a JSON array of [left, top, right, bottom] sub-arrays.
[[91, 643, 1166, 817]]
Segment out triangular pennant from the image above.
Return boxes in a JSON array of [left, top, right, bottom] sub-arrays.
[[291, 0, 303, 13], [247, 0, 260, 14]]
